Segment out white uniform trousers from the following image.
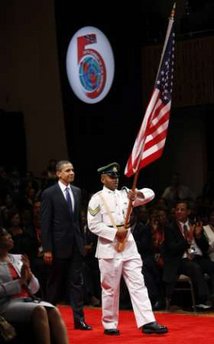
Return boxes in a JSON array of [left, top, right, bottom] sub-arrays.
[[99, 256, 155, 329]]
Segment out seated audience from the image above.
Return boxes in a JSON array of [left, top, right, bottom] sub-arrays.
[[0, 227, 69, 344], [163, 200, 214, 310], [7, 210, 38, 264], [29, 200, 49, 299], [133, 207, 166, 310], [202, 170, 214, 206], [203, 208, 214, 262]]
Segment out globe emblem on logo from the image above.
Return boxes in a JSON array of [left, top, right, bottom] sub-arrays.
[[79, 55, 103, 92], [66, 26, 114, 104]]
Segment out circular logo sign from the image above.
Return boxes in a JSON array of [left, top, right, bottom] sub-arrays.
[[66, 26, 115, 104]]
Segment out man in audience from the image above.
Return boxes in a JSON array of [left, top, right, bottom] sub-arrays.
[[163, 200, 214, 310]]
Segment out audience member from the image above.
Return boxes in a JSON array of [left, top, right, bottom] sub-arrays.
[[133, 205, 150, 226], [163, 200, 214, 310], [162, 173, 195, 208], [21, 171, 40, 194], [203, 208, 214, 262], [9, 167, 22, 197], [0, 167, 13, 199], [40, 159, 57, 191], [7, 209, 38, 264], [29, 200, 49, 299], [133, 207, 166, 310], [18, 185, 36, 216], [0, 227, 69, 344], [0, 193, 17, 228], [202, 170, 214, 206]]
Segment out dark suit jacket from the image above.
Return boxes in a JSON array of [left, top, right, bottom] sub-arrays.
[[41, 183, 84, 258], [162, 220, 209, 284]]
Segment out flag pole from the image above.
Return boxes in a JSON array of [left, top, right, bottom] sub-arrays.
[[125, 171, 139, 224], [155, 2, 176, 83], [116, 171, 139, 252]]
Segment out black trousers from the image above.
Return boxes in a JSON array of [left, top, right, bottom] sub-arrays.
[[45, 245, 85, 322], [165, 258, 210, 304]]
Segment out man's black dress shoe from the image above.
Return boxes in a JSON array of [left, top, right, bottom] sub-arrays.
[[74, 320, 92, 330], [104, 329, 120, 335], [142, 321, 168, 334]]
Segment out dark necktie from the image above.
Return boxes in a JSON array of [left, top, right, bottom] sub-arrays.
[[65, 187, 73, 214], [183, 224, 188, 240]]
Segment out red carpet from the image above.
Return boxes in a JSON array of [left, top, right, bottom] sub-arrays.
[[58, 305, 214, 344]]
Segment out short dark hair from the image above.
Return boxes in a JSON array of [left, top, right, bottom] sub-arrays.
[[56, 160, 71, 172]]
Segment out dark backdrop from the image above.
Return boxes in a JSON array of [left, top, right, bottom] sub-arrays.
[[0, 110, 26, 173]]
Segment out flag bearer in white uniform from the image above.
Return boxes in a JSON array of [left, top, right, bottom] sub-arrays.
[[87, 162, 168, 336]]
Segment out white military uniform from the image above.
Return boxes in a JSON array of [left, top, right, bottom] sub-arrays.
[[87, 185, 156, 329]]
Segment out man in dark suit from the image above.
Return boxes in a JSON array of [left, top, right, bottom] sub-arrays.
[[41, 160, 92, 330], [163, 200, 213, 310]]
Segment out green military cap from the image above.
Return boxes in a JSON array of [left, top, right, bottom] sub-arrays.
[[97, 162, 120, 177]]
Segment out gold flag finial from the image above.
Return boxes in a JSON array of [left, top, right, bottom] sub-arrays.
[[170, 2, 176, 19]]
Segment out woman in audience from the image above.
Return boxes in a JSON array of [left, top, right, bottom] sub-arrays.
[[7, 209, 38, 263], [0, 227, 68, 344]]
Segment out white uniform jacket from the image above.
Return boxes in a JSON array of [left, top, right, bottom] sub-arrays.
[[87, 186, 155, 259]]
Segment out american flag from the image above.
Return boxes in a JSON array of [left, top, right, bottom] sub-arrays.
[[125, 5, 176, 177]]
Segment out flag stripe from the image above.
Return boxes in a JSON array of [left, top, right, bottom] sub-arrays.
[[142, 138, 166, 160], [144, 126, 169, 151], [147, 104, 170, 135]]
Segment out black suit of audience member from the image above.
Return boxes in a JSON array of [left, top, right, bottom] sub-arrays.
[[162, 201, 213, 307], [41, 160, 92, 330]]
